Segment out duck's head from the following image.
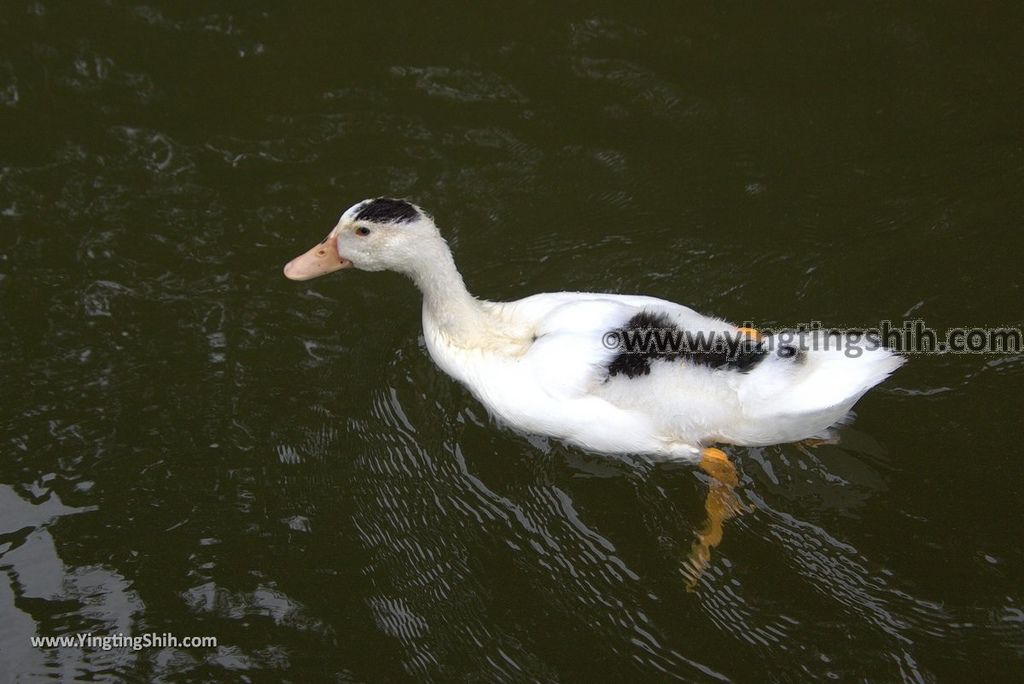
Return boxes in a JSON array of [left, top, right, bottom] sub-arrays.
[[283, 198, 440, 281]]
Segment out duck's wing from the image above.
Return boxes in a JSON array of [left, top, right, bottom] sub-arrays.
[[503, 292, 740, 402], [486, 293, 904, 451]]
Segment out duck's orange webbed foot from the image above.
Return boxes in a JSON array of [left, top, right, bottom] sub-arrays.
[[736, 326, 761, 341], [684, 447, 747, 591], [698, 447, 738, 487]]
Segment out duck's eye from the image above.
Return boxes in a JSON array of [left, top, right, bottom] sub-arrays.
[[355, 226, 371, 237]]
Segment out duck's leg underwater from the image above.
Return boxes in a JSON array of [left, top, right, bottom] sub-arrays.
[[684, 447, 745, 591]]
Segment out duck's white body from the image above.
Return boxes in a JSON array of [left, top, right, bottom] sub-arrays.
[[424, 291, 903, 460], [285, 198, 904, 462]]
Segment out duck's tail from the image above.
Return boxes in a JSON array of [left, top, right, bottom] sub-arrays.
[[729, 331, 904, 445]]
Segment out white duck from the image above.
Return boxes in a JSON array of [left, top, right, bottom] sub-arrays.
[[284, 198, 903, 480]]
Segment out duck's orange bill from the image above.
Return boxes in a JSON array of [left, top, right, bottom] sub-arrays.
[[283, 234, 353, 281]]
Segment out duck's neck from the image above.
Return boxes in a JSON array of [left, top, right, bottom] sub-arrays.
[[405, 238, 506, 347]]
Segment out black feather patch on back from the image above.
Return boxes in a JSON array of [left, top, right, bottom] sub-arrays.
[[354, 198, 420, 224], [606, 311, 767, 379], [606, 312, 675, 379]]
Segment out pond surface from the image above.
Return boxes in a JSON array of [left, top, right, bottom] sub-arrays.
[[2, 2, 1023, 681]]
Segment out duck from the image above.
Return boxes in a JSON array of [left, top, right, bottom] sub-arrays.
[[283, 198, 904, 482]]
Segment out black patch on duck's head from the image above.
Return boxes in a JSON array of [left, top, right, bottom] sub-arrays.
[[354, 198, 420, 224], [605, 310, 768, 379]]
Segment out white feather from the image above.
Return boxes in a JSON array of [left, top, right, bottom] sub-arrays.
[[426, 294, 904, 461]]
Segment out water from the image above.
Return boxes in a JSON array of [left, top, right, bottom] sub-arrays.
[[2, 2, 1023, 681]]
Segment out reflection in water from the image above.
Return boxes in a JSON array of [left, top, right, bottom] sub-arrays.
[[348, 382, 731, 681], [324, 346, 1021, 681], [0, 484, 140, 680]]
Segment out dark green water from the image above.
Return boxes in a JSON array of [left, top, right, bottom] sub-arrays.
[[2, 2, 1023, 681]]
